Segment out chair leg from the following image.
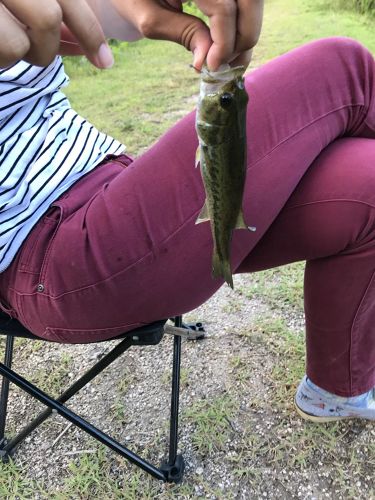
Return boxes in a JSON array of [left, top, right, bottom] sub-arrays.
[[0, 321, 187, 482], [1, 336, 134, 457], [0, 360, 168, 481], [0, 335, 14, 453], [160, 315, 185, 483]]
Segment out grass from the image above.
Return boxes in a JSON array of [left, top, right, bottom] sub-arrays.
[[0, 460, 46, 498], [238, 263, 305, 314], [332, 0, 375, 15], [32, 352, 73, 395], [63, 41, 198, 155], [184, 394, 239, 455], [253, 0, 375, 66], [0, 0, 374, 496]]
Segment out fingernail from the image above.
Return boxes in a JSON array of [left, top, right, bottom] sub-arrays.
[[192, 49, 203, 72], [96, 43, 114, 69]]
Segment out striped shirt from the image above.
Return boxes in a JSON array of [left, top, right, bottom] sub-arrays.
[[0, 56, 125, 272]]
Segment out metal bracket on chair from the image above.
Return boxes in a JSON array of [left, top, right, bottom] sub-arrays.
[[164, 323, 205, 340], [160, 454, 185, 483], [0, 438, 11, 463]]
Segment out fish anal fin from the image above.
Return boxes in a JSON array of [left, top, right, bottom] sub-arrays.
[[212, 253, 234, 289], [195, 201, 210, 224], [235, 209, 248, 230], [235, 210, 257, 232], [195, 147, 200, 168]]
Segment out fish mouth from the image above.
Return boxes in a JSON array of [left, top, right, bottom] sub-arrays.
[[201, 65, 246, 84]]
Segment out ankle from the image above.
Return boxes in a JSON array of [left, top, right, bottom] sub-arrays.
[[305, 377, 374, 404]]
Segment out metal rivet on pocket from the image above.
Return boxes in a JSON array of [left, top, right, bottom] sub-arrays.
[[37, 284, 45, 293]]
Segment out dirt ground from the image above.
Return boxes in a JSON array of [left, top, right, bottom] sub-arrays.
[[1, 272, 374, 499]]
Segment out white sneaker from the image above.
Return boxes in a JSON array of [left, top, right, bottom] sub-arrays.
[[294, 375, 375, 422]]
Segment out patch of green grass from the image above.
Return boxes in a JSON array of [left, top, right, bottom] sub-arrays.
[[0, 459, 46, 498], [221, 296, 243, 314], [63, 39, 198, 155], [162, 366, 190, 388], [231, 414, 375, 496], [254, 0, 375, 66], [244, 422, 375, 495], [32, 352, 73, 395], [59, 448, 125, 499], [116, 369, 138, 395], [109, 400, 131, 425], [246, 315, 305, 406], [54, 445, 197, 499], [229, 355, 253, 388], [330, 0, 375, 15], [184, 394, 239, 455], [239, 263, 305, 313]]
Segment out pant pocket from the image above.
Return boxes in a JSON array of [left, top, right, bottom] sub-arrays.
[[0, 297, 16, 317], [18, 205, 63, 276]]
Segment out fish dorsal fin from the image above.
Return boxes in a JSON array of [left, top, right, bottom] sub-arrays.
[[195, 201, 210, 224]]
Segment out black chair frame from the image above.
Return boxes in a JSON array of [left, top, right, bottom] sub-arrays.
[[0, 313, 205, 483]]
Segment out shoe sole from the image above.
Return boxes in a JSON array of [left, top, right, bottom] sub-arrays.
[[294, 400, 355, 423]]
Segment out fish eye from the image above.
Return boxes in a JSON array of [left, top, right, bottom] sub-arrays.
[[237, 80, 244, 90], [220, 93, 233, 109]]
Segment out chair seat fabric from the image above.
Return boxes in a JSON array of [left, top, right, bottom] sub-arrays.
[[0, 310, 167, 343]]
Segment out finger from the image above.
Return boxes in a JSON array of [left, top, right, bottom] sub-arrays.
[[0, 4, 30, 67], [196, 0, 237, 70], [58, 0, 114, 68], [156, 9, 211, 70], [114, 0, 211, 70], [229, 49, 253, 69], [2, 0, 62, 66], [235, 0, 264, 54]]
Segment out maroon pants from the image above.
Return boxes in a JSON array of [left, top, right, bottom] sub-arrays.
[[0, 37, 374, 397]]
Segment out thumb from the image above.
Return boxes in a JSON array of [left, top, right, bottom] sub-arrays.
[[114, 0, 212, 70], [150, 8, 212, 70]]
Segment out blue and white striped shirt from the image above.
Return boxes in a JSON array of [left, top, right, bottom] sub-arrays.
[[0, 56, 125, 272]]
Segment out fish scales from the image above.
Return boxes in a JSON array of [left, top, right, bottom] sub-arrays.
[[195, 64, 254, 288]]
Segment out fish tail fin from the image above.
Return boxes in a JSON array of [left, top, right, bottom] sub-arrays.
[[212, 253, 234, 289], [195, 200, 210, 224]]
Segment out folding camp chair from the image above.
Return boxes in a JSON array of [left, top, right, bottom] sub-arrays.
[[0, 312, 205, 483]]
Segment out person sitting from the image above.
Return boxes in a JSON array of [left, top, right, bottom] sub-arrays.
[[0, 0, 374, 422]]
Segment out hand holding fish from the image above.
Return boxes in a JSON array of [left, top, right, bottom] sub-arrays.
[[193, 0, 264, 70], [109, 0, 264, 71], [0, 0, 263, 71]]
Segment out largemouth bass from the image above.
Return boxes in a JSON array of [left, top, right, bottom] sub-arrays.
[[195, 64, 255, 288]]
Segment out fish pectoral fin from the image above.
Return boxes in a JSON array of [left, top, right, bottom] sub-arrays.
[[195, 201, 210, 224], [195, 147, 200, 168]]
